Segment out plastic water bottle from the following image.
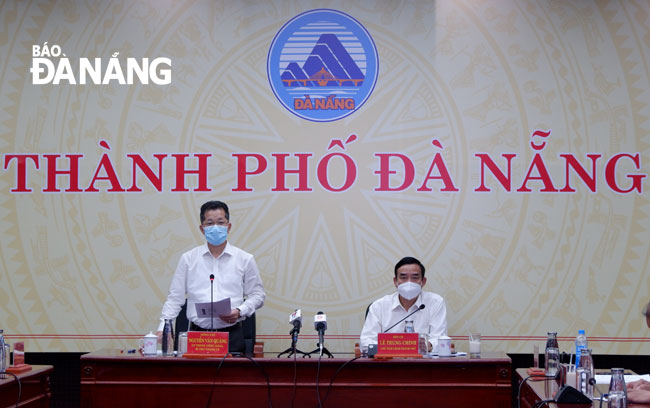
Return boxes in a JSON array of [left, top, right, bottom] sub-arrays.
[[575, 329, 588, 367], [576, 348, 594, 398], [404, 320, 415, 333], [608, 367, 627, 408]]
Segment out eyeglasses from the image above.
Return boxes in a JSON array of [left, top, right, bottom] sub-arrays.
[[203, 220, 228, 227]]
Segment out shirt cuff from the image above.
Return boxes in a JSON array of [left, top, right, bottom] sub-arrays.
[[238, 304, 251, 318]]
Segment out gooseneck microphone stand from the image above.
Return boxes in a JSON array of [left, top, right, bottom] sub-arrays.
[[210, 274, 214, 331]]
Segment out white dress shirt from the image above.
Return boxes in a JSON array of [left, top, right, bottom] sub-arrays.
[[360, 291, 447, 350], [158, 242, 265, 331]]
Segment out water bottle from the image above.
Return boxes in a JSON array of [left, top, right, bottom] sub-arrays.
[[607, 368, 627, 408], [178, 332, 188, 357], [545, 331, 559, 349], [0, 330, 6, 375], [161, 319, 174, 356], [404, 320, 415, 333], [576, 348, 594, 398], [545, 332, 559, 376], [575, 330, 588, 367]]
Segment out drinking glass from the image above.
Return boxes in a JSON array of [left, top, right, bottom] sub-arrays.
[[469, 333, 481, 357], [607, 367, 627, 408]]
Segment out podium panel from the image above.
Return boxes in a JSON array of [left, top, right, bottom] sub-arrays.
[[81, 350, 511, 407], [0, 365, 52, 408]]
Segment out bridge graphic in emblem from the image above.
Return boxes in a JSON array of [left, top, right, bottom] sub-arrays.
[[282, 67, 364, 87], [281, 34, 365, 88]]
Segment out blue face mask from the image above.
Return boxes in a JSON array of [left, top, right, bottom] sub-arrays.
[[204, 225, 228, 246]]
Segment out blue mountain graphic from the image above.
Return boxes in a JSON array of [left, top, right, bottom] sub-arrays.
[[281, 34, 365, 87]]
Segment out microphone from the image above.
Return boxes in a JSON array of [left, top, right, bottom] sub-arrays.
[[554, 384, 593, 404], [589, 378, 606, 408], [289, 309, 302, 345], [383, 304, 425, 333], [314, 311, 327, 351], [209, 274, 214, 331]]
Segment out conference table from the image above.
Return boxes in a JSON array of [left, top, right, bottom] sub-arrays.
[[80, 350, 511, 407], [516, 368, 650, 408], [0, 365, 52, 408]]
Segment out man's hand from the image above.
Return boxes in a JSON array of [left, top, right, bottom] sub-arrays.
[[155, 331, 162, 341], [219, 308, 241, 324], [627, 379, 650, 403], [628, 379, 650, 391], [627, 389, 650, 404]]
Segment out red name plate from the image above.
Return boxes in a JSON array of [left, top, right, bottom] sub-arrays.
[[13, 342, 25, 365], [376, 333, 421, 358], [185, 332, 229, 358]]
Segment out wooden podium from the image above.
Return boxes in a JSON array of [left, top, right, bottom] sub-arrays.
[[0, 365, 52, 408], [81, 349, 511, 407]]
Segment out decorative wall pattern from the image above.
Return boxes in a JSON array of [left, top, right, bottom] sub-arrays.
[[0, 0, 648, 354]]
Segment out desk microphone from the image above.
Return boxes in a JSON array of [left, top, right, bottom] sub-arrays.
[[553, 377, 596, 405], [209, 274, 214, 331], [289, 309, 302, 345], [277, 309, 308, 358], [314, 312, 327, 353], [554, 384, 593, 404], [589, 378, 606, 408], [383, 304, 425, 333]]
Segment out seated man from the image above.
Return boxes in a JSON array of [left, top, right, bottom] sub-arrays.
[[626, 301, 650, 403], [360, 256, 447, 353]]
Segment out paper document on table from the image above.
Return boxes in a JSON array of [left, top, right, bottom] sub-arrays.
[[594, 374, 650, 384], [426, 351, 467, 357], [195, 298, 232, 318]]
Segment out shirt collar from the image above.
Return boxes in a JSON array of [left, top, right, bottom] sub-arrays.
[[390, 291, 424, 312], [201, 242, 232, 259]]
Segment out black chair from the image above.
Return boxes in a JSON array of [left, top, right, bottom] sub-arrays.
[[365, 303, 372, 320], [173, 301, 190, 351], [174, 300, 256, 356], [242, 312, 256, 356], [355, 303, 374, 357]]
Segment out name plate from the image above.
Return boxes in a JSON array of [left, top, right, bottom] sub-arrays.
[[376, 333, 421, 358], [184, 332, 229, 358]]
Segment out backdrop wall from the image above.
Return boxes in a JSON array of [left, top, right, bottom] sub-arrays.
[[1, 0, 649, 355]]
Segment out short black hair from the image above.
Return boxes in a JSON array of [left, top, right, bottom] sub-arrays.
[[394, 256, 425, 278], [200, 200, 229, 223]]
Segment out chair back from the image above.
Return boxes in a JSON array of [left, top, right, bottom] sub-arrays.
[[174, 300, 190, 351], [242, 312, 256, 356]]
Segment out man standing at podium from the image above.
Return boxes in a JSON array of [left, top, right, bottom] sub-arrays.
[[157, 200, 266, 353], [360, 256, 447, 353]]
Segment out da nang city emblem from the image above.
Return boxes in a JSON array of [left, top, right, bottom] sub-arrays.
[[267, 9, 379, 122]]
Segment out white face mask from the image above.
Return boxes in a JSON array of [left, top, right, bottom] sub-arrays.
[[397, 281, 422, 300]]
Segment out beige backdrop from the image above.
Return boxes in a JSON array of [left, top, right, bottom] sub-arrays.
[[1, 0, 649, 355]]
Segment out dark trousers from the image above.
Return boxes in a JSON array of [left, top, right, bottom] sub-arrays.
[[189, 321, 245, 353]]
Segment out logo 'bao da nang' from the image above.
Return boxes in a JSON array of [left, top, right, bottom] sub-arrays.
[[267, 9, 379, 122]]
